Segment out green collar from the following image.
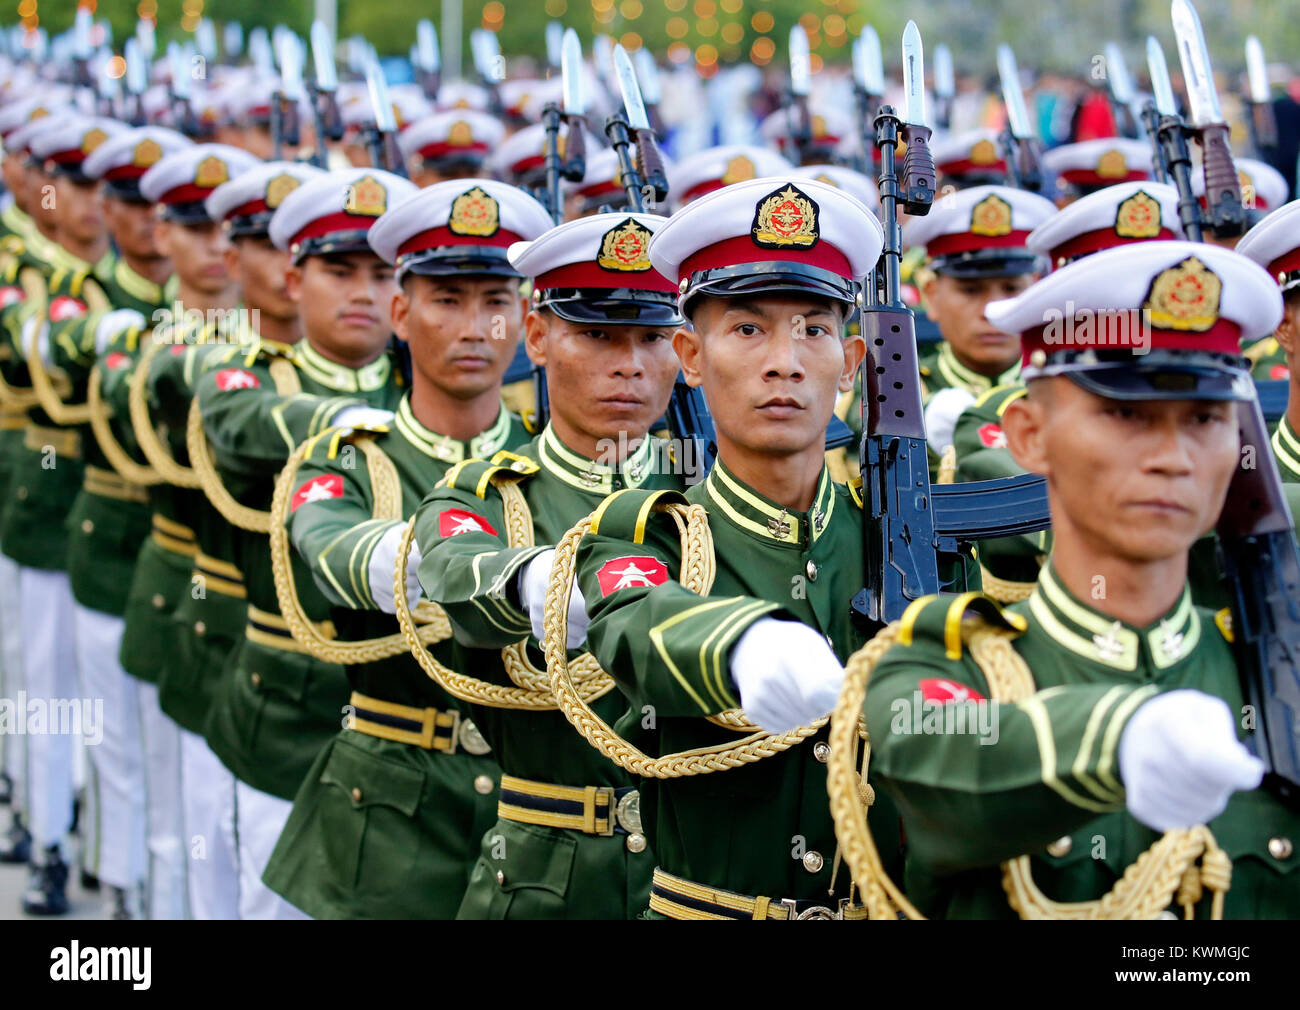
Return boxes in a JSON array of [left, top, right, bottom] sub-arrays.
[[394, 393, 513, 463], [24, 225, 59, 266], [936, 341, 1021, 396], [1026, 563, 1200, 673], [1, 201, 31, 238], [703, 458, 836, 546], [296, 339, 391, 392], [113, 257, 165, 306], [537, 423, 657, 494]]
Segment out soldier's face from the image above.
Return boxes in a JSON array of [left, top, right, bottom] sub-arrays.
[[678, 295, 864, 458], [2, 155, 25, 210], [286, 252, 397, 366], [155, 218, 232, 296], [525, 309, 678, 445], [1003, 377, 1240, 564], [53, 177, 105, 246], [226, 236, 294, 321], [924, 272, 1035, 375], [392, 274, 524, 400], [25, 164, 56, 233], [103, 197, 163, 262]]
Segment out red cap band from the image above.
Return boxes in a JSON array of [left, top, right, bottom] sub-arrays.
[[160, 183, 221, 204], [937, 156, 1009, 176], [681, 234, 853, 283], [1268, 248, 1300, 279], [926, 230, 1033, 258], [290, 211, 382, 246], [227, 198, 269, 220], [534, 262, 677, 292], [396, 225, 523, 257], [1058, 167, 1149, 185], [418, 140, 490, 159], [1049, 226, 1176, 266], [1020, 315, 1243, 366]]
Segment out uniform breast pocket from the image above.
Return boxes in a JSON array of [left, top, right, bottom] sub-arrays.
[[317, 738, 426, 897], [1209, 793, 1300, 920]]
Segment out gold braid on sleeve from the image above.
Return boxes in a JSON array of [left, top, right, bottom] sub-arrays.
[[128, 337, 199, 488], [268, 432, 451, 663], [826, 618, 1232, 919], [86, 338, 161, 486], [543, 501, 846, 777]]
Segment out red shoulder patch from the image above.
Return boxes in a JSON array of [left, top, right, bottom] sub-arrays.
[[169, 344, 186, 357], [0, 285, 22, 307], [437, 508, 498, 538], [919, 678, 986, 703], [291, 474, 344, 511], [977, 422, 1007, 449], [104, 351, 129, 370], [596, 555, 670, 596], [1270, 363, 1289, 380], [215, 367, 260, 391], [48, 296, 87, 321]]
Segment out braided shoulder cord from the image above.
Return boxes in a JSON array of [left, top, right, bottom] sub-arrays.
[[86, 359, 161, 486], [128, 337, 199, 487]]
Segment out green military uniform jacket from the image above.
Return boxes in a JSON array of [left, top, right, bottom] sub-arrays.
[[58, 258, 173, 616], [264, 394, 524, 919], [195, 337, 403, 799], [1273, 413, 1300, 482], [0, 202, 33, 522], [413, 424, 680, 919], [0, 239, 112, 571], [574, 459, 902, 910], [1246, 336, 1288, 382], [919, 341, 1022, 403], [863, 567, 1300, 918]]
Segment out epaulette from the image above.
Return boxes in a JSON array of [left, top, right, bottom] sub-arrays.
[[847, 476, 864, 509], [302, 424, 387, 462], [520, 408, 539, 436], [971, 383, 1027, 414], [2, 234, 25, 258], [589, 486, 690, 544], [1213, 607, 1234, 643], [895, 592, 1028, 660], [441, 451, 540, 500]]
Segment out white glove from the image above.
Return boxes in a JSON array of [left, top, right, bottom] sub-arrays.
[[730, 618, 845, 735], [923, 387, 977, 454], [330, 405, 395, 433], [22, 316, 51, 368], [368, 524, 421, 615], [518, 548, 588, 650], [94, 308, 147, 354], [1119, 689, 1264, 831]]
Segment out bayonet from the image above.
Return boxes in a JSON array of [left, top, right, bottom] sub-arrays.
[[1144, 34, 1201, 230], [545, 21, 564, 70], [786, 25, 813, 164], [898, 21, 935, 215], [414, 19, 440, 100], [1171, 0, 1245, 236], [275, 30, 304, 154], [1244, 35, 1277, 154], [363, 56, 405, 176], [224, 22, 243, 61], [1147, 35, 1177, 116], [855, 26, 884, 97], [195, 18, 217, 65], [633, 47, 665, 134], [1104, 42, 1141, 138], [308, 21, 342, 161], [996, 44, 1043, 192], [135, 17, 155, 62], [613, 42, 668, 202], [932, 42, 954, 130]]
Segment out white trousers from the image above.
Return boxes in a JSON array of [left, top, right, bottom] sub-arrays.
[[179, 728, 239, 919], [0, 550, 25, 815], [72, 604, 146, 890], [234, 780, 310, 920], [135, 680, 187, 919], [18, 566, 78, 852]]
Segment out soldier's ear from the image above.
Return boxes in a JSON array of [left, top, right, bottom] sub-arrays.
[[839, 332, 866, 393], [390, 288, 411, 343], [1276, 297, 1298, 358], [284, 262, 303, 304], [523, 309, 549, 367], [221, 243, 240, 286], [672, 326, 703, 389], [1001, 387, 1051, 477]]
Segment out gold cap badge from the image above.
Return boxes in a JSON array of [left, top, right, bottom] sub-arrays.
[[80, 128, 108, 155], [722, 155, 755, 185], [1114, 190, 1161, 239], [597, 218, 654, 272], [449, 185, 500, 237], [344, 174, 388, 217], [447, 120, 474, 147], [1143, 256, 1221, 332], [1096, 148, 1129, 179], [194, 155, 230, 189], [970, 138, 999, 165], [264, 172, 301, 210], [969, 193, 1013, 237], [131, 138, 163, 169], [752, 184, 819, 249]]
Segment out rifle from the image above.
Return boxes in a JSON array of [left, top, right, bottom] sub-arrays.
[[1160, 0, 1300, 809], [851, 22, 1054, 626], [308, 21, 342, 170], [412, 20, 441, 103], [123, 37, 147, 127], [362, 56, 407, 177], [632, 48, 666, 139], [785, 26, 813, 166], [272, 30, 304, 160], [996, 45, 1043, 194], [470, 29, 506, 119], [167, 41, 203, 139]]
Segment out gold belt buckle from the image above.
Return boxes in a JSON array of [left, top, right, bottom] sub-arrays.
[[593, 786, 617, 836], [438, 707, 461, 753]]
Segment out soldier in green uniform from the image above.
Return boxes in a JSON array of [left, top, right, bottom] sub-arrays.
[[951, 181, 1187, 597], [193, 167, 415, 918], [127, 141, 260, 918], [563, 177, 897, 919], [859, 240, 1300, 919], [0, 112, 124, 914], [900, 185, 1054, 467], [410, 209, 684, 919], [265, 178, 551, 918], [1235, 199, 1300, 481]]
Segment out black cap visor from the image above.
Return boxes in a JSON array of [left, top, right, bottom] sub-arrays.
[[539, 287, 683, 326], [397, 245, 523, 281], [291, 230, 376, 263], [930, 247, 1044, 279], [160, 200, 216, 225], [681, 261, 857, 318], [1034, 349, 1255, 402]]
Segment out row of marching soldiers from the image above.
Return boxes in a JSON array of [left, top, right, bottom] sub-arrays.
[[1, 77, 1299, 922]]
